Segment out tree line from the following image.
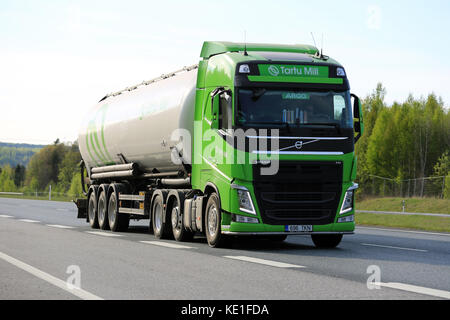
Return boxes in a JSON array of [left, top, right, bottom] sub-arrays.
[[0, 83, 449, 199], [356, 84, 450, 198], [0, 140, 83, 197], [0, 143, 43, 167]]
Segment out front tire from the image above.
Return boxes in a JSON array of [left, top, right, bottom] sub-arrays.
[[311, 234, 343, 248], [205, 193, 228, 248]]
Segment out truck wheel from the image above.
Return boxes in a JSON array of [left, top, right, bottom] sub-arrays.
[[108, 189, 129, 232], [205, 193, 228, 248], [170, 198, 193, 242], [152, 195, 170, 239], [88, 191, 99, 229], [97, 189, 110, 230], [311, 234, 343, 248]]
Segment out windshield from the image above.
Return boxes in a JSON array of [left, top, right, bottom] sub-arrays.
[[237, 89, 353, 129]]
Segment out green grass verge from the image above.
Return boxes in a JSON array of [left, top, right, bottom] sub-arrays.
[[357, 197, 450, 214], [356, 212, 450, 233]]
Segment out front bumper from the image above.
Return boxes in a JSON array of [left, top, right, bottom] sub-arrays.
[[221, 221, 355, 235]]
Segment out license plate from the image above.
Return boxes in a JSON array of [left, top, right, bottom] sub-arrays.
[[285, 225, 313, 233]]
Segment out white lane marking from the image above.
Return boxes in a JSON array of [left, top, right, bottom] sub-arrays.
[[18, 219, 40, 223], [139, 241, 194, 249], [56, 209, 69, 212], [85, 231, 122, 237], [357, 226, 450, 237], [47, 224, 75, 229], [224, 256, 305, 268], [0, 214, 13, 218], [377, 282, 450, 300], [361, 243, 428, 252], [0, 251, 103, 300]]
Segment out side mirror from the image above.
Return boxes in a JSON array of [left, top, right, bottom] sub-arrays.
[[351, 94, 364, 143]]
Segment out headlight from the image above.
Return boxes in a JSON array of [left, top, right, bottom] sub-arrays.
[[340, 183, 358, 215], [231, 184, 256, 215]]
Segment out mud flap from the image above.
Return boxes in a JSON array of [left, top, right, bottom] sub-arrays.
[[74, 198, 87, 219]]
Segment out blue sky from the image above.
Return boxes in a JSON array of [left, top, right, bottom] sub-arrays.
[[1, 0, 449, 144]]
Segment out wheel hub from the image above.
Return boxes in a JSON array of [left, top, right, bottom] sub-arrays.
[[208, 206, 218, 237]]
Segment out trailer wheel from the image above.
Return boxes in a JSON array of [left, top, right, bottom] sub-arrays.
[[169, 198, 193, 242], [311, 234, 343, 248], [205, 193, 228, 248], [88, 191, 99, 229], [152, 195, 170, 239], [97, 189, 110, 230], [108, 188, 129, 232]]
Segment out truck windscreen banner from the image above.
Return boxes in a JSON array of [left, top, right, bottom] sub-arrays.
[[249, 65, 343, 84]]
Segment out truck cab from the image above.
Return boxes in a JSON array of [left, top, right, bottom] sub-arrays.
[[192, 41, 363, 247]]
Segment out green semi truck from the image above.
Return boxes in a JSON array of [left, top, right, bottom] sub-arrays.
[[75, 41, 364, 248]]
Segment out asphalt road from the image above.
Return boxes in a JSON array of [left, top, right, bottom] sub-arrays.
[[0, 197, 449, 300]]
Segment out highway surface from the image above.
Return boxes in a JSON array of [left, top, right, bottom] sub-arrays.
[[0, 197, 449, 300]]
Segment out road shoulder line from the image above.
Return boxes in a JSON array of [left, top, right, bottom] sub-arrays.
[[0, 251, 103, 300], [224, 256, 305, 268], [47, 224, 75, 229], [85, 231, 122, 237], [361, 243, 428, 252], [356, 226, 450, 237], [139, 241, 194, 249], [378, 282, 450, 299]]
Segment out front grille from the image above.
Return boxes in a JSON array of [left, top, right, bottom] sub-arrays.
[[253, 161, 342, 225], [261, 192, 335, 204]]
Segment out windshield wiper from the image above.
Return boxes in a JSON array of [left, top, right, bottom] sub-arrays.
[[300, 123, 342, 134], [244, 121, 285, 126], [243, 121, 291, 133]]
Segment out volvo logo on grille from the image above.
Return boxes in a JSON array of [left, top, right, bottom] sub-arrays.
[[294, 141, 303, 150], [276, 138, 320, 152]]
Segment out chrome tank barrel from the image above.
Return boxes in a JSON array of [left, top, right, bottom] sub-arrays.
[[78, 68, 198, 175]]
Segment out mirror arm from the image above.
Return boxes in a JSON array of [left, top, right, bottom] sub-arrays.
[[211, 87, 225, 114], [351, 93, 363, 143]]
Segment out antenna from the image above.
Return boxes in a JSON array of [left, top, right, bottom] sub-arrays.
[[321, 33, 324, 57], [310, 32, 318, 49], [244, 30, 248, 56]]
